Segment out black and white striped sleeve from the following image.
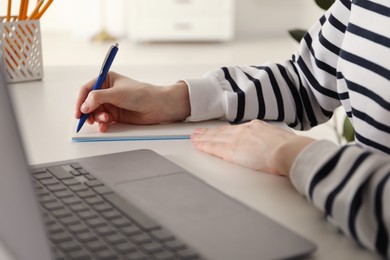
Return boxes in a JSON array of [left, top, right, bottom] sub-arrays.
[[184, 0, 390, 257], [184, 0, 351, 130], [291, 140, 390, 258]]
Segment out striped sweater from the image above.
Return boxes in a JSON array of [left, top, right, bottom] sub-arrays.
[[184, 0, 390, 257]]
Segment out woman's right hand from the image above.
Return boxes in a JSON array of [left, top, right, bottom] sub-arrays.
[[75, 71, 191, 132]]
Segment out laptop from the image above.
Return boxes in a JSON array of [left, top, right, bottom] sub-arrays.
[[0, 75, 316, 260]]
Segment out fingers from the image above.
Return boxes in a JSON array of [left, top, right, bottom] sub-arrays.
[[75, 77, 98, 118], [75, 72, 119, 118], [79, 88, 110, 114], [189, 120, 293, 173], [190, 126, 236, 162], [98, 122, 111, 133]]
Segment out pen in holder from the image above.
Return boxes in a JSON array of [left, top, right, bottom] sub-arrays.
[[0, 17, 44, 83]]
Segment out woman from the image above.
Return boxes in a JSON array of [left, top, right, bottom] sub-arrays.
[[75, 0, 390, 257]]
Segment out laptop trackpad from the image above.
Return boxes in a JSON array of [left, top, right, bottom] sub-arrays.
[[114, 172, 246, 227], [114, 172, 315, 260]]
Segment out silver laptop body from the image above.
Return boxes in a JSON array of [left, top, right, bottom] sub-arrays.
[[0, 76, 316, 260]]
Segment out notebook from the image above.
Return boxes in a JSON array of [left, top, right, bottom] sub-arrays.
[[72, 120, 228, 142], [0, 76, 316, 260]]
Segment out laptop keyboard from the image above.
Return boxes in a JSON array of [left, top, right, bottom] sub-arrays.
[[31, 163, 202, 260]]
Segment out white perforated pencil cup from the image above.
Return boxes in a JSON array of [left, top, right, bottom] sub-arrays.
[[0, 17, 43, 83]]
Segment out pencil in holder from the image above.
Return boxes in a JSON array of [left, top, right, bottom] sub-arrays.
[[0, 17, 44, 83]]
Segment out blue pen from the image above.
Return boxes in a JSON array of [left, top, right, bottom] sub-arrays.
[[76, 43, 119, 133]]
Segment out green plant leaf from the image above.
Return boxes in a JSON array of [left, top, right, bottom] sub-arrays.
[[342, 116, 355, 142], [288, 29, 307, 43], [315, 0, 335, 10]]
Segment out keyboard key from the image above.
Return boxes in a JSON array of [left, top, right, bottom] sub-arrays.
[[76, 231, 97, 243], [124, 251, 147, 260], [85, 196, 105, 206], [51, 247, 66, 260], [92, 202, 112, 212], [47, 166, 74, 180], [51, 208, 72, 218], [44, 215, 56, 226], [66, 249, 91, 260], [76, 190, 96, 199], [85, 180, 103, 187], [111, 217, 131, 228], [67, 223, 88, 234], [114, 242, 137, 254], [101, 209, 121, 220], [175, 248, 200, 260], [150, 229, 175, 242], [104, 233, 125, 245], [31, 168, 46, 174], [36, 187, 50, 196], [95, 225, 116, 236], [47, 223, 63, 234], [68, 202, 89, 212], [51, 231, 72, 243], [84, 174, 96, 181], [46, 184, 67, 192], [86, 240, 106, 251], [33, 171, 52, 180], [120, 225, 142, 236], [140, 241, 163, 254], [59, 215, 80, 226], [153, 251, 175, 260], [93, 248, 117, 260], [58, 240, 81, 252], [131, 233, 152, 245], [61, 196, 81, 205], [54, 190, 73, 199], [40, 177, 60, 186], [164, 240, 186, 251], [69, 169, 81, 177], [69, 184, 88, 193], [76, 210, 97, 220], [85, 217, 106, 228], [78, 169, 89, 175], [70, 163, 82, 170], [62, 178, 80, 186], [39, 194, 57, 203], [92, 186, 113, 195], [42, 201, 64, 211]]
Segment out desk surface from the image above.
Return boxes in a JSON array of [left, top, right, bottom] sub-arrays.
[[8, 66, 379, 260]]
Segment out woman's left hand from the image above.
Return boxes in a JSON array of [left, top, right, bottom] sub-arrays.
[[190, 119, 315, 176]]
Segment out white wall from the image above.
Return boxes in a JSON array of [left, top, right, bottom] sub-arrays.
[[38, 0, 127, 38], [0, 0, 325, 39], [235, 0, 325, 38]]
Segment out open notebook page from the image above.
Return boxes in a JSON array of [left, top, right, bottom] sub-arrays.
[[71, 120, 229, 142]]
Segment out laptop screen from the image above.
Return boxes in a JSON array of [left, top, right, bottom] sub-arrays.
[[0, 77, 52, 260]]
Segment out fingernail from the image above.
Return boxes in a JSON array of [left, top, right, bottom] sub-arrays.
[[193, 128, 203, 134], [81, 102, 90, 113], [98, 113, 108, 122]]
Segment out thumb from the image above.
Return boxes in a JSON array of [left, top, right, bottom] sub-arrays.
[[80, 88, 116, 114]]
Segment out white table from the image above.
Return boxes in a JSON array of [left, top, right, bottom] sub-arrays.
[[8, 66, 379, 260]]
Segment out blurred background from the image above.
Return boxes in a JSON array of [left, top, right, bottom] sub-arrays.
[[38, 0, 323, 39], [42, 0, 340, 141], [31, 0, 325, 66], [1, 0, 341, 141]]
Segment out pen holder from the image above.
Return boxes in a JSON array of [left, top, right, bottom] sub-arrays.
[[0, 17, 43, 83]]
